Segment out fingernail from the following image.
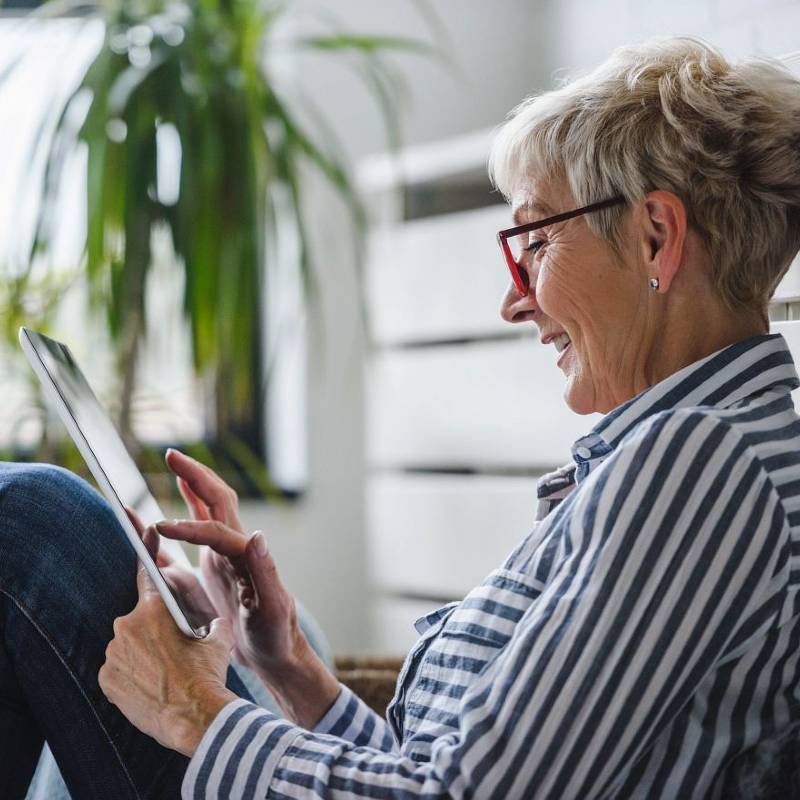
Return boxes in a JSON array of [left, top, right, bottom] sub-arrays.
[[253, 531, 267, 556]]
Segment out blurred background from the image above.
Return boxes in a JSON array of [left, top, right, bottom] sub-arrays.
[[2, 0, 800, 657]]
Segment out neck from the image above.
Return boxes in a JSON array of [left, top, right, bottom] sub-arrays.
[[602, 296, 767, 414], [645, 297, 767, 397]]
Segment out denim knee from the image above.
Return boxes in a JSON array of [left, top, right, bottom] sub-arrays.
[[0, 461, 105, 526], [0, 461, 137, 634], [0, 461, 95, 499], [0, 462, 130, 573]]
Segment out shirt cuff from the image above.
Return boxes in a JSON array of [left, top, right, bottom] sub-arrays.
[[181, 698, 299, 800], [312, 683, 395, 751], [312, 683, 351, 733]]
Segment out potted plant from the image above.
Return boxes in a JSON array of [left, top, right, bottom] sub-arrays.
[[1, 0, 440, 489]]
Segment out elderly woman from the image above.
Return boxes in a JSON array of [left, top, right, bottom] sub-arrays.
[[3, 36, 800, 799]]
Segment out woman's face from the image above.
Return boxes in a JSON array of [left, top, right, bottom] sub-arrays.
[[500, 178, 649, 415]]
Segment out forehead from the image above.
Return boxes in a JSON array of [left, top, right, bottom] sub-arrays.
[[509, 179, 566, 224]]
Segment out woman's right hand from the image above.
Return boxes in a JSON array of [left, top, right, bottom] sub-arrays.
[[154, 449, 340, 726]]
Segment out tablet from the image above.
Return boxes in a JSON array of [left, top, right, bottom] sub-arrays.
[[19, 326, 206, 638]]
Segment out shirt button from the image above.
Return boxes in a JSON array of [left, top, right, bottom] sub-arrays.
[[575, 446, 592, 460]]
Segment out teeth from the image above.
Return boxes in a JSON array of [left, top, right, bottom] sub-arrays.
[[552, 333, 571, 353]]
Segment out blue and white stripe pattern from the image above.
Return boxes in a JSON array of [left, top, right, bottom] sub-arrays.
[[183, 333, 800, 799]]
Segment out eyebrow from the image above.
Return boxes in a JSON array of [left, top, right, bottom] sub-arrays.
[[512, 201, 556, 226]]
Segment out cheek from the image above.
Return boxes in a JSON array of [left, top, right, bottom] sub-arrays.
[[535, 254, 586, 323]]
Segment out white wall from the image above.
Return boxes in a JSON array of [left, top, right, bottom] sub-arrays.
[[289, 0, 551, 158], [544, 0, 800, 73]]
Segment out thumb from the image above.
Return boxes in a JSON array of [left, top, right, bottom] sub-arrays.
[[136, 559, 159, 599], [245, 531, 283, 604], [141, 524, 162, 564], [206, 616, 234, 652]]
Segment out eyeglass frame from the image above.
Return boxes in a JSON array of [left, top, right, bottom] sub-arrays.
[[497, 195, 626, 295]]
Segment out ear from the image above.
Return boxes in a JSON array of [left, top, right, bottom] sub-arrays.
[[637, 190, 687, 293]]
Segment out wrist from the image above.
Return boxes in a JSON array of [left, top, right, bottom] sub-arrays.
[[260, 638, 339, 729], [172, 683, 238, 757]]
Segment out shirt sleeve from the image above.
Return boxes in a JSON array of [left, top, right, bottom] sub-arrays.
[[183, 410, 792, 800], [312, 684, 397, 752], [182, 685, 398, 798]]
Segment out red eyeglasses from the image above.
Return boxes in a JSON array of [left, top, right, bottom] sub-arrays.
[[497, 196, 625, 295]]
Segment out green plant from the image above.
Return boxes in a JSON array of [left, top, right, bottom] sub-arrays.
[[3, 0, 440, 463]]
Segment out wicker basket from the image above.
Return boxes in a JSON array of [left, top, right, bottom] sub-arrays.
[[335, 657, 404, 715]]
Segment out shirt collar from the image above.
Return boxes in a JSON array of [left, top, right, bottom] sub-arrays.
[[535, 333, 799, 513]]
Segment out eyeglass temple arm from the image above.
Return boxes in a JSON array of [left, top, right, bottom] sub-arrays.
[[498, 196, 625, 241]]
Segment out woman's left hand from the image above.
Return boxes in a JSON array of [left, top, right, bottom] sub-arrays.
[[98, 560, 238, 756]]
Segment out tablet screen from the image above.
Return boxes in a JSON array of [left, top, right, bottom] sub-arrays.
[[32, 333, 164, 528], [21, 328, 204, 633]]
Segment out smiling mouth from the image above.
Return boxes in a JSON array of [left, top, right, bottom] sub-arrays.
[[552, 332, 571, 354]]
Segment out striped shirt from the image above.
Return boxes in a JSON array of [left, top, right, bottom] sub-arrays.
[[183, 333, 800, 799]]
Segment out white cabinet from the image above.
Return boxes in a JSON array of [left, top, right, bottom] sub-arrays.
[[359, 132, 598, 654]]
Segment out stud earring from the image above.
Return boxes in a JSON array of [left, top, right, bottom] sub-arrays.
[[649, 277, 660, 290]]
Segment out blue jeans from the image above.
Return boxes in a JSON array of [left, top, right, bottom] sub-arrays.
[[0, 463, 331, 799]]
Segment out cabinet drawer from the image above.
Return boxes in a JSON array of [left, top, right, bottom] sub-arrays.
[[370, 596, 442, 657], [366, 338, 600, 469], [366, 205, 512, 344], [367, 473, 539, 599]]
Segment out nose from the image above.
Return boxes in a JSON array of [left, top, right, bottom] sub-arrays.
[[500, 273, 538, 324]]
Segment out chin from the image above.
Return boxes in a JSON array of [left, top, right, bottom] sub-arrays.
[[563, 380, 601, 416]]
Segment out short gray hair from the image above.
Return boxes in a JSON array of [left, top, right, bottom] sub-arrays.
[[489, 37, 800, 313]]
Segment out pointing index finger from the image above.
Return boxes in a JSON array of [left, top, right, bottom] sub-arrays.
[[156, 519, 249, 562]]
